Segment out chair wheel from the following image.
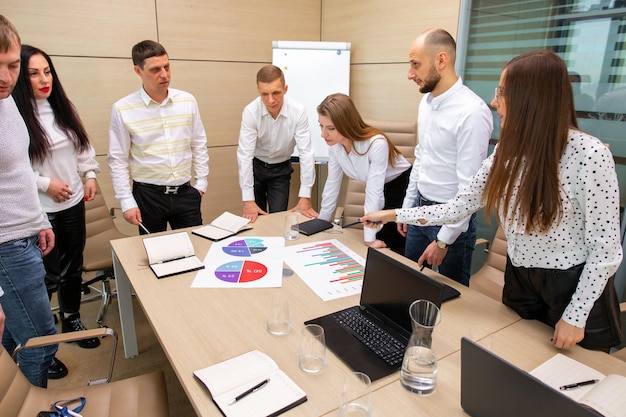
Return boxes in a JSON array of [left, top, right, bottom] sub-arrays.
[[82, 286, 91, 295]]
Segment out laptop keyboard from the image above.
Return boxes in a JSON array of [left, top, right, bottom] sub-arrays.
[[332, 308, 406, 367]]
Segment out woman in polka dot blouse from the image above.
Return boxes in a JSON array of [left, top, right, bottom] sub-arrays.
[[362, 50, 622, 351]]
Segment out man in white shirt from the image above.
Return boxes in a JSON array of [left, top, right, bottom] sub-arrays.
[[400, 28, 493, 286], [237, 65, 317, 222], [109, 40, 209, 234]]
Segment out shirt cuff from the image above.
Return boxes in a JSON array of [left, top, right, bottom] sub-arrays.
[[120, 196, 138, 213]]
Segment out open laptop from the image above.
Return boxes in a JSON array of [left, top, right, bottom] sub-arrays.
[[460, 338, 602, 417], [305, 247, 460, 381]]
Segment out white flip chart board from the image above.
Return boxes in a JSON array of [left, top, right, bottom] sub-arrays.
[[272, 41, 351, 161]]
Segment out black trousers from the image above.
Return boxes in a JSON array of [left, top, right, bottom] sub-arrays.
[[44, 200, 86, 314], [253, 157, 293, 213], [375, 167, 412, 250], [502, 256, 622, 350], [133, 181, 202, 234]]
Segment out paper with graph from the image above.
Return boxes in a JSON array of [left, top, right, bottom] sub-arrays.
[[283, 239, 365, 301]]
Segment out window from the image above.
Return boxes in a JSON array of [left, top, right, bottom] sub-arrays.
[[458, 0, 626, 159]]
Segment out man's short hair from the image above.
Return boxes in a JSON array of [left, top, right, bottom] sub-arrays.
[[132, 40, 168, 68], [0, 14, 21, 53], [423, 28, 457, 63], [256, 65, 285, 86]]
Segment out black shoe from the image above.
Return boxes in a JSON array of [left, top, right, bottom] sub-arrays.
[[61, 313, 101, 349], [48, 356, 68, 380]]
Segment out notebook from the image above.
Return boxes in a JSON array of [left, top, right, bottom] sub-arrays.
[[460, 338, 602, 417], [305, 247, 460, 381]]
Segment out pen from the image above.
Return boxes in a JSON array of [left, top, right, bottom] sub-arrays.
[[139, 222, 151, 234], [342, 219, 362, 228], [228, 378, 270, 405], [559, 379, 599, 390], [420, 264, 426, 272]]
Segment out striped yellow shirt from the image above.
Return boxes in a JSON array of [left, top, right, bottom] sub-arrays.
[[108, 88, 209, 212]]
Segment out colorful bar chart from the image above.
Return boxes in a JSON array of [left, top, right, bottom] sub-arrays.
[[284, 239, 365, 301]]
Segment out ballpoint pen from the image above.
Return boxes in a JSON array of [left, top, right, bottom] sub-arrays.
[[559, 379, 599, 390], [228, 378, 270, 405], [343, 218, 382, 228], [139, 222, 151, 234]]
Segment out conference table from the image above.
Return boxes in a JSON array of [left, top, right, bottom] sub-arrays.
[[110, 211, 620, 416]]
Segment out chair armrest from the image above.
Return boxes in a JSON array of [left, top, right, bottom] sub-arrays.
[[109, 207, 123, 218], [475, 237, 491, 253], [13, 327, 118, 385]]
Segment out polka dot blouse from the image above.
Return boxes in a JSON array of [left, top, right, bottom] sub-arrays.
[[396, 129, 623, 327]]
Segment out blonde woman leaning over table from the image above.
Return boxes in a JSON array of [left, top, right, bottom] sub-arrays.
[[361, 50, 622, 352], [316, 93, 411, 250]]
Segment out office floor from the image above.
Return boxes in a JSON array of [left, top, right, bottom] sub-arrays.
[[49, 287, 197, 417]]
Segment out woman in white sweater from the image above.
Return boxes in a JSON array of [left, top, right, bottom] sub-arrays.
[[362, 50, 622, 352], [13, 45, 101, 361]]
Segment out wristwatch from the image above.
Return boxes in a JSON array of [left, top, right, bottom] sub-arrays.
[[435, 239, 448, 250]]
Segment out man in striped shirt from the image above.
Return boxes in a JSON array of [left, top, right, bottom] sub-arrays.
[[108, 40, 209, 234]]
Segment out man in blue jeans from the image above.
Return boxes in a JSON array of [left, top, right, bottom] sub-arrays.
[[399, 29, 493, 286], [0, 14, 58, 387]]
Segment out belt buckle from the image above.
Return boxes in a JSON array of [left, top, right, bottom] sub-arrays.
[[164, 185, 179, 194]]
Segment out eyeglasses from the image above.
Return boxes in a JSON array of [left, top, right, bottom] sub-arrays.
[[494, 86, 504, 103]]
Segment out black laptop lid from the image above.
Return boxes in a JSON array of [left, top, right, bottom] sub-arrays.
[[460, 338, 602, 417], [359, 248, 457, 338]]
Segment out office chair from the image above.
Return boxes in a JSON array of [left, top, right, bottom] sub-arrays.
[[82, 188, 130, 326], [469, 224, 507, 302], [1, 328, 169, 417], [333, 119, 417, 228]]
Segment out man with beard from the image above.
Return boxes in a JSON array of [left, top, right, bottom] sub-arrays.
[[399, 28, 493, 286]]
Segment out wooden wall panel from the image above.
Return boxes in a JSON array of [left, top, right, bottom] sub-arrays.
[[3, 0, 463, 225], [322, 0, 461, 64], [2, 0, 157, 57], [350, 64, 421, 123], [52, 57, 138, 155], [157, 0, 321, 62], [173, 61, 260, 147]]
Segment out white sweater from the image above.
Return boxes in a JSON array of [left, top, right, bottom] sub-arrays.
[[0, 96, 51, 244]]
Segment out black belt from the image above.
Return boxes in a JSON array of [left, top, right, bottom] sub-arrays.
[[253, 157, 291, 168], [135, 181, 190, 194], [419, 194, 442, 206]]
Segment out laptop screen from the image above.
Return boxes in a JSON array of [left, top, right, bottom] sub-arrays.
[[359, 248, 446, 338], [460, 338, 602, 417]]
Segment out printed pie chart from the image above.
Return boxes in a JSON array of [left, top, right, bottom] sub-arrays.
[[222, 238, 268, 257], [215, 260, 268, 283]]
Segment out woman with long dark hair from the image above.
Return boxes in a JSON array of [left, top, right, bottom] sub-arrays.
[[362, 50, 622, 351], [13, 45, 101, 372]]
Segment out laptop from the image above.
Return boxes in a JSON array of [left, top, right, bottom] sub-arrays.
[[460, 338, 602, 417], [305, 247, 460, 381]]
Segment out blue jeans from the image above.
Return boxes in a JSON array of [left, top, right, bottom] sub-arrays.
[[0, 235, 58, 387], [405, 213, 477, 287]]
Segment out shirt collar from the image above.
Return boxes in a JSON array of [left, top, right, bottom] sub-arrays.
[[140, 87, 171, 106], [427, 77, 463, 109]]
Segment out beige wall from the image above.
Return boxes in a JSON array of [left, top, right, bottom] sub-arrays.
[[3, 0, 461, 228]]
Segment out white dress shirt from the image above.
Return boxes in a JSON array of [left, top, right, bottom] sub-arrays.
[[319, 135, 411, 242], [396, 129, 623, 328], [237, 96, 315, 202], [32, 100, 100, 213], [402, 77, 493, 245], [108, 88, 210, 212]]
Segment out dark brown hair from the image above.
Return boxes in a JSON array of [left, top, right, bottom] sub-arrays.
[[132, 40, 168, 68], [483, 50, 578, 232]]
